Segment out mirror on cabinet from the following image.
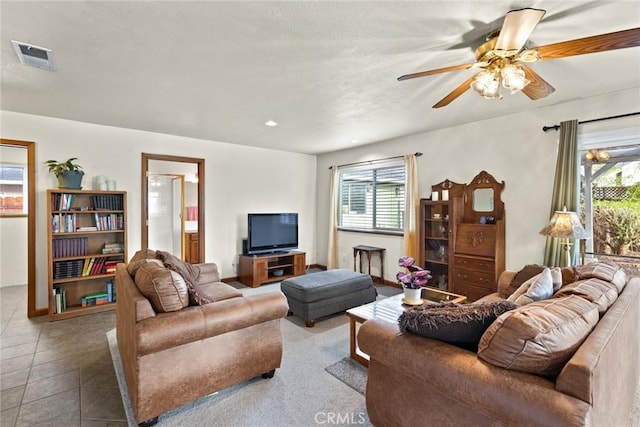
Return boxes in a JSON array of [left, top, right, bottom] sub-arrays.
[[463, 171, 504, 223], [472, 188, 494, 212]]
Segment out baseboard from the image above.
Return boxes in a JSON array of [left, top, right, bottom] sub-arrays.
[[29, 307, 48, 318]]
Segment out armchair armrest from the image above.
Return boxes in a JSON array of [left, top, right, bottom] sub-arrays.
[[196, 262, 221, 285], [358, 319, 590, 427]]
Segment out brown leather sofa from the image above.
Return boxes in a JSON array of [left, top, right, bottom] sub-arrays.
[[116, 251, 289, 425], [359, 263, 640, 427]]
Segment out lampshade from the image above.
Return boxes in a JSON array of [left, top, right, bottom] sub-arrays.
[[470, 60, 530, 99], [501, 63, 530, 94], [539, 208, 591, 240], [470, 69, 501, 99]]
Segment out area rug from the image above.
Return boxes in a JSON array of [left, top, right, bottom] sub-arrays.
[[106, 311, 372, 427], [325, 357, 368, 395], [106, 329, 142, 426]]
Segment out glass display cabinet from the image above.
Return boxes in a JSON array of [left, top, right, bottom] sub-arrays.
[[419, 179, 464, 291]]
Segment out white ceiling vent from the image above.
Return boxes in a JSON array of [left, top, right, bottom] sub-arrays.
[[11, 40, 56, 71]]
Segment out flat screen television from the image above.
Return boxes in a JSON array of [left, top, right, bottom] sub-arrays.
[[247, 213, 298, 255]]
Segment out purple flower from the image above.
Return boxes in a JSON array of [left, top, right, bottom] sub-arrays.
[[398, 256, 415, 268], [396, 256, 431, 289]]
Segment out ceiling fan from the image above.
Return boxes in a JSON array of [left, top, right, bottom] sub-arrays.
[[398, 8, 640, 108]]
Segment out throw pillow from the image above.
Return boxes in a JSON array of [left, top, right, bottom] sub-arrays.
[[126, 249, 159, 276], [134, 260, 189, 312], [507, 268, 554, 305], [477, 295, 599, 377], [550, 267, 563, 292], [574, 261, 627, 293], [398, 300, 518, 350], [156, 250, 213, 305], [501, 264, 546, 298]]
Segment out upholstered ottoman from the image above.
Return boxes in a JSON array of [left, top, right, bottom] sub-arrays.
[[281, 269, 377, 327]]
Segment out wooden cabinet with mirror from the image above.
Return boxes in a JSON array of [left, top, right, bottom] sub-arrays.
[[419, 180, 464, 292], [452, 171, 506, 302]]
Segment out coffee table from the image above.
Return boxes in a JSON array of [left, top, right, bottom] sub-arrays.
[[346, 287, 467, 367]]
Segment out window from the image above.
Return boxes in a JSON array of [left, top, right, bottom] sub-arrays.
[[0, 164, 27, 215], [337, 160, 406, 233]]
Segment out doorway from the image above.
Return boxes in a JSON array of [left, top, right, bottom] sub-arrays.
[[0, 139, 39, 317], [141, 153, 205, 262], [147, 173, 185, 258]]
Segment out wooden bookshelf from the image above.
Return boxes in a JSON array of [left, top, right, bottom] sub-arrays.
[[47, 189, 127, 321]]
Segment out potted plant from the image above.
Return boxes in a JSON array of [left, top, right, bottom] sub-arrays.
[[45, 158, 85, 189], [396, 256, 431, 305]]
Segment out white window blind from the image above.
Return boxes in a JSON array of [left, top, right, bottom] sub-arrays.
[[337, 159, 406, 232]]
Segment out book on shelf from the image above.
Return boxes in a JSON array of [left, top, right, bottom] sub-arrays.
[[52, 288, 66, 313], [53, 237, 88, 258], [105, 261, 119, 274], [90, 258, 106, 275], [102, 241, 124, 254], [53, 259, 85, 279], [106, 280, 116, 303], [51, 213, 79, 233], [92, 194, 123, 211], [52, 193, 76, 211], [82, 290, 110, 307]]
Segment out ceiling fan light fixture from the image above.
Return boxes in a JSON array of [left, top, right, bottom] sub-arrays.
[[470, 69, 502, 99], [586, 149, 610, 162], [501, 63, 530, 94]]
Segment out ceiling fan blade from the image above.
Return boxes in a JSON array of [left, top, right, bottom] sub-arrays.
[[521, 66, 555, 100], [495, 8, 546, 55], [532, 27, 640, 60], [398, 63, 475, 81], [432, 75, 476, 108]]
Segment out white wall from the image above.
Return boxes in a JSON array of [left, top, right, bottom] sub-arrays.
[[315, 88, 640, 281], [0, 111, 317, 310]]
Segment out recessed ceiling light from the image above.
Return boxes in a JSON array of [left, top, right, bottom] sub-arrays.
[[350, 139, 359, 144], [264, 120, 278, 127]]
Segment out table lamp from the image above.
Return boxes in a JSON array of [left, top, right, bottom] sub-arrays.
[[539, 207, 591, 267]]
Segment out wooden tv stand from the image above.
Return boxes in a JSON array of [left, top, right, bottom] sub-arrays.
[[239, 251, 306, 288]]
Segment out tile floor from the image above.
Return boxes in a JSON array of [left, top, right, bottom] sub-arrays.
[[1, 285, 126, 426]]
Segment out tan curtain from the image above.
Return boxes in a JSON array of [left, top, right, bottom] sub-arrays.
[[543, 119, 579, 267], [403, 154, 420, 258], [327, 166, 339, 269]]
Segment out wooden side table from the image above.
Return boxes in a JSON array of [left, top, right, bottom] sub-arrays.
[[353, 245, 385, 284]]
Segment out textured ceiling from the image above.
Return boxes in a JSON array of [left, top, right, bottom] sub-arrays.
[[2, 1, 639, 154]]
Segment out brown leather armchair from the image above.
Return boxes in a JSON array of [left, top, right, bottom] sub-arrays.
[[116, 255, 289, 426]]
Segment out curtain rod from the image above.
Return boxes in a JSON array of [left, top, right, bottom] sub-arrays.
[[542, 112, 640, 132], [328, 152, 422, 170]]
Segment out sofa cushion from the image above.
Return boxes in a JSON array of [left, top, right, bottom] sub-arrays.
[[134, 261, 189, 312], [501, 264, 545, 298], [398, 300, 518, 350], [195, 282, 242, 304], [574, 261, 627, 293], [507, 268, 554, 305], [477, 295, 599, 377], [553, 278, 618, 314], [127, 249, 159, 276]]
